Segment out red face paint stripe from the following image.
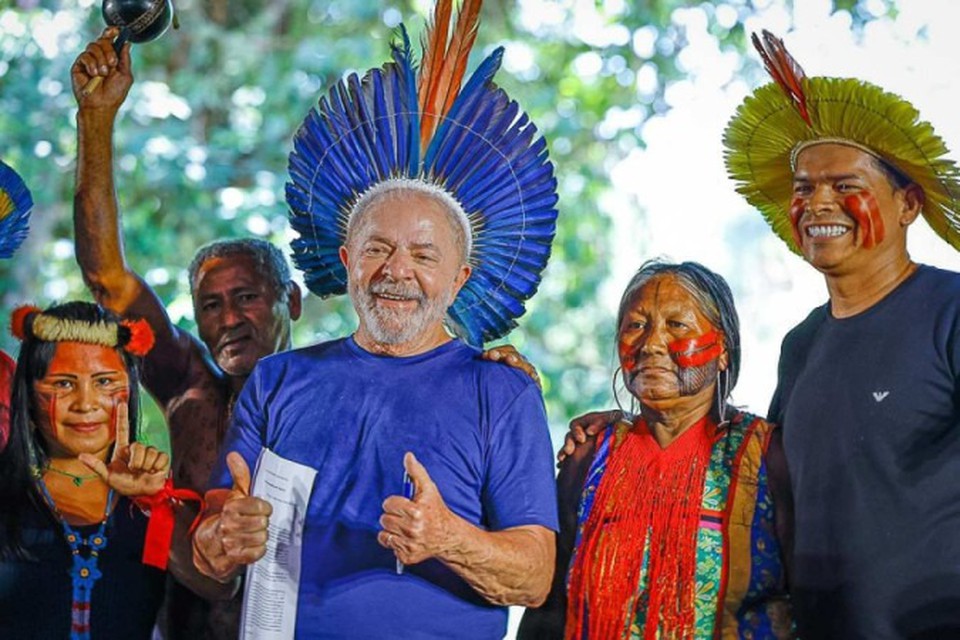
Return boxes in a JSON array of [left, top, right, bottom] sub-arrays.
[[669, 330, 722, 368], [844, 192, 884, 249], [618, 344, 637, 372], [789, 197, 806, 249], [674, 343, 723, 368], [48, 394, 57, 441]]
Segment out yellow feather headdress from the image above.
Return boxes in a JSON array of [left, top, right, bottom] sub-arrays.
[[723, 30, 960, 254]]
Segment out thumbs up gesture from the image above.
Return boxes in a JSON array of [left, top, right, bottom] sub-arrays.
[[378, 452, 461, 566], [193, 452, 273, 581]]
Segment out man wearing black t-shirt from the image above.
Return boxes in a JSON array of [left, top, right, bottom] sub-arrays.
[[725, 32, 960, 637]]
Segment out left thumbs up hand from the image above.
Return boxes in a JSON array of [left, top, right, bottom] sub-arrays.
[[378, 452, 461, 566]]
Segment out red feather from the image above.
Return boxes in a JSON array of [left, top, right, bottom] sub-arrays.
[[120, 318, 156, 356], [418, 0, 453, 115], [10, 304, 40, 341], [418, 0, 484, 154], [752, 30, 812, 126]]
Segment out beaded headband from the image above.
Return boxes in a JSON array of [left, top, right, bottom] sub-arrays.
[[10, 305, 155, 357]]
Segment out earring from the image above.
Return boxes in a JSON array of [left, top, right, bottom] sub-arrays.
[[715, 371, 729, 427]]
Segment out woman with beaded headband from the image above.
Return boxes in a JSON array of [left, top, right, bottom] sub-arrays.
[[0, 302, 208, 639], [520, 260, 794, 639]]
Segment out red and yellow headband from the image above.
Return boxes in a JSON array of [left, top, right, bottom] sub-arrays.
[[10, 305, 155, 357]]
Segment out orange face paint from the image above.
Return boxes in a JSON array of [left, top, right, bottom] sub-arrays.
[[32, 342, 130, 460]]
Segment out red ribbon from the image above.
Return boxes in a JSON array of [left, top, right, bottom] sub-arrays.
[[133, 478, 204, 570]]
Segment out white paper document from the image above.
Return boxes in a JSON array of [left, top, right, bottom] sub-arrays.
[[240, 448, 317, 640]]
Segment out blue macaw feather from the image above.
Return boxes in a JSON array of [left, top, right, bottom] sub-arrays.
[[449, 287, 511, 346], [477, 186, 559, 223], [335, 82, 379, 186], [473, 184, 558, 224], [479, 244, 552, 270], [288, 143, 350, 208], [470, 261, 545, 298], [389, 26, 420, 174], [445, 304, 483, 346], [423, 47, 504, 169], [329, 82, 376, 188], [352, 71, 389, 181], [384, 65, 415, 177], [464, 271, 528, 314], [475, 234, 552, 252], [444, 134, 524, 197], [370, 69, 401, 177], [455, 131, 539, 203], [305, 107, 364, 191], [442, 47, 505, 126], [0, 160, 33, 259], [427, 87, 508, 176], [431, 97, 513, 191], [463, 292, 520, 339], [428, 97, 502, 186], [442, 101, 518, 193]]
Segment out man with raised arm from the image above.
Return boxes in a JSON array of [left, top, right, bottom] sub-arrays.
[[72, 28, 303, 640]]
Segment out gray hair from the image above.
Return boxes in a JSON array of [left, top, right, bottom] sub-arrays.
[[188, 238, 292, 300], [345, 179, 472, 264]]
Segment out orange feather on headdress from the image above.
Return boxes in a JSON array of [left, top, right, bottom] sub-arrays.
[[417, 0, 484, 154], [752, 29, 812, 126]]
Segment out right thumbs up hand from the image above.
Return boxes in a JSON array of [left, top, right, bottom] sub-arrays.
[[193, 452, 273, 582]]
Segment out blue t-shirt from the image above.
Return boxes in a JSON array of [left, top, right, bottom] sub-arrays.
[[769, 265, 960, 638], [212, 337, 558, 639]]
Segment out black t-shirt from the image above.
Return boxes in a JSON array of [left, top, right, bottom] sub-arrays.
[[0, 494, 165, 638], [769, 265, 960, 639]]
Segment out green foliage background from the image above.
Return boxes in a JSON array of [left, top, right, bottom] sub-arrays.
[[0, 0, 893, 449]]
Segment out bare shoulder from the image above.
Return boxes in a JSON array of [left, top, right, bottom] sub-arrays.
[[142, 326, 223, 405]]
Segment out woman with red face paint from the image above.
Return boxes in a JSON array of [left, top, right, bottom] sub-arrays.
[[519, 260, 794, 640], [0, 302, 204, 639]]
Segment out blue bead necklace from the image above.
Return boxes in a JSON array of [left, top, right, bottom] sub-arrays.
[[35, 474, 115, 640]]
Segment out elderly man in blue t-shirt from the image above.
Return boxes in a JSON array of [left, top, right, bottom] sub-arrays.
[[192, 183, 558, 638]]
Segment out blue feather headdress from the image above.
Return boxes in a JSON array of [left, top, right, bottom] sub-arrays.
[[0, 160, 33, 259], [286, 1, 558, 346]]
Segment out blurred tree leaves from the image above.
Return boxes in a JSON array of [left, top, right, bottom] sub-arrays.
[[0, 0, 892, 440]]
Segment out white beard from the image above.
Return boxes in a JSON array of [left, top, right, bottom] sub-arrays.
[[351, 276, 452, 345]]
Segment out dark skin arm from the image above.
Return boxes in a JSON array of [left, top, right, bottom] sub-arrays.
[[481, 345, 541, 389], [556, 409, 622, 464], [518, 430, 599, 639], [72, 29, 211, 406]]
